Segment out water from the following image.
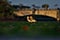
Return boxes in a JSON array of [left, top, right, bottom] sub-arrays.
[[15, 15, 57, 21], [0, 35, 60, 40]]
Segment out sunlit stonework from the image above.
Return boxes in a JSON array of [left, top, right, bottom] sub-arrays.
[[14, 8, 60, 22]]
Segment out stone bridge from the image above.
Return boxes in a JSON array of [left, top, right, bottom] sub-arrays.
[[14, 9, 60, 21]]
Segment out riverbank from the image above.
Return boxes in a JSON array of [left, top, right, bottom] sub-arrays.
[[0, 21, 60, 36]]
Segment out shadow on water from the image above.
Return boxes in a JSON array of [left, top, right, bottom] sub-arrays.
[[33, 15, 57, 21], [14, 15, 57, 21], [1, 14, 57, 21]]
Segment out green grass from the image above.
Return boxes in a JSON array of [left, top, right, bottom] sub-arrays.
[[0, 21, 60, 36]]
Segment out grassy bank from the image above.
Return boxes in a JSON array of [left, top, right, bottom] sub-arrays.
[[0, 21, 60, 37]]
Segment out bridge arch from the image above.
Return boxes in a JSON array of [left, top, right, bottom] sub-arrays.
[[13, 9, 60, 21]]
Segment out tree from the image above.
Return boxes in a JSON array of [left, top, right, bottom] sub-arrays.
[[0, 0, 8, 17], [54, 4, 58, 9], [42, 4, 49, 9], [0, 0, 15, 18], [19, 3, 23, 7]]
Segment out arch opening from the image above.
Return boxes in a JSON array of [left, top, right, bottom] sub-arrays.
[[33, 15, 57, 21], [13, 14, 57, 21]]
